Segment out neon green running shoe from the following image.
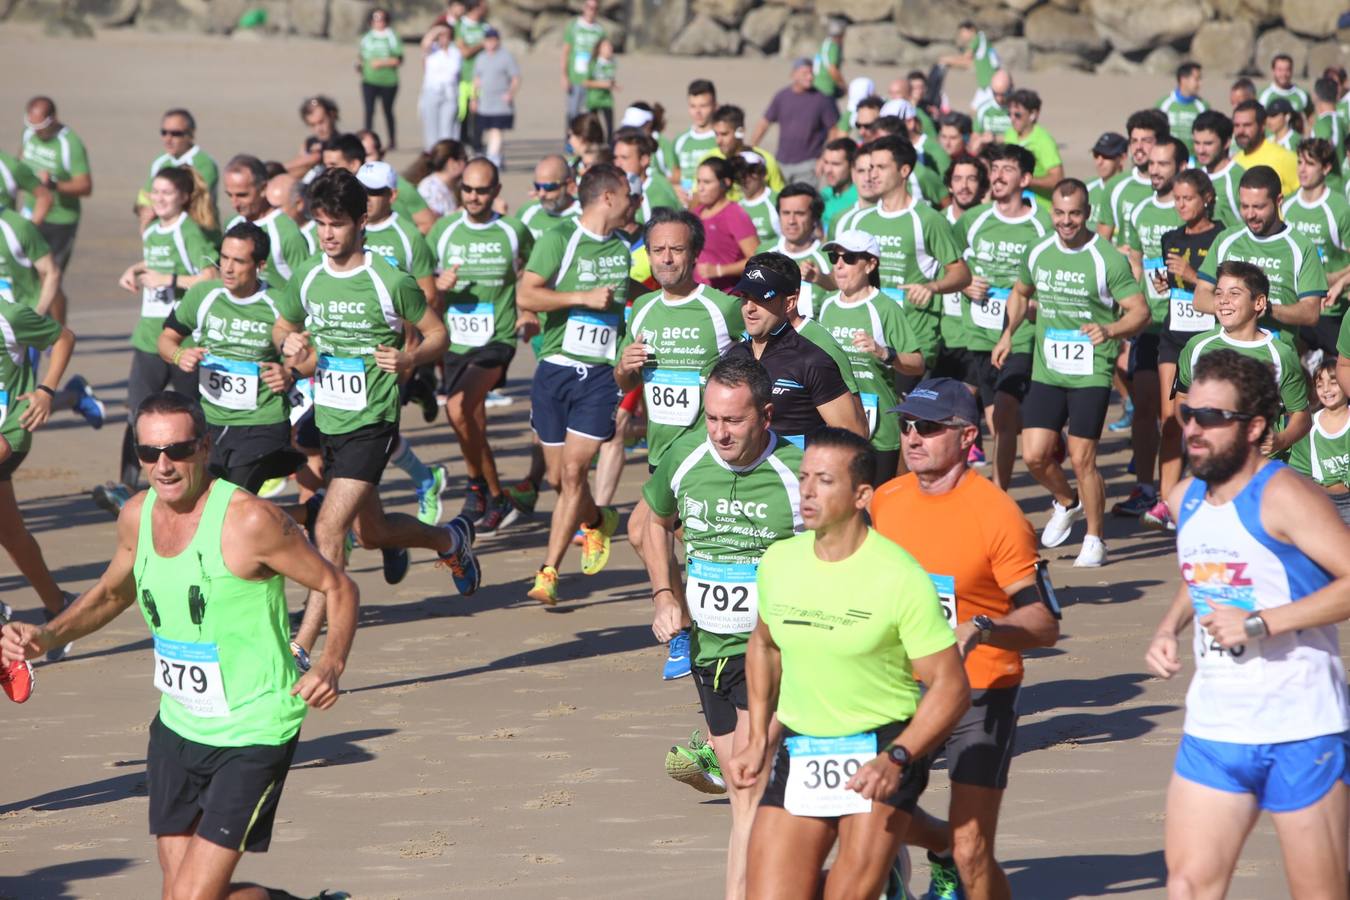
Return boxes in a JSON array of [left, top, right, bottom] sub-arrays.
[[664, 729, 726, 795], [257, 476, 288, 499], [417, 465, 448, 526], [579, 505, 619, 575]]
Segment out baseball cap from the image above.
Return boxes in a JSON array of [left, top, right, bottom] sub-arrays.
[[620, 106, 654, 128], [890, 377, 980, 425], [1266, 97, 1295, 115], [880, 98, 916, 120], [821, 230, 880, 258], [792, 57, 813, 71], [483, 25, 499, 38], [356, 160, 397, 192], [1091, 132, 1128, 158], [739, 150, 766, 168], [731, 257, 799, 302]]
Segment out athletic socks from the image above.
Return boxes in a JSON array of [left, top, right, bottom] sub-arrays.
[[391, 437, 434, 490]]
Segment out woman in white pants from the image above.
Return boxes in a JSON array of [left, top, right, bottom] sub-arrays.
[[419, 24, 462, 149]]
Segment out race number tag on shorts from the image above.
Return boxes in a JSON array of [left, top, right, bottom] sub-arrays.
[[448, 301, 494, 348], [1043, 328, 1093, 377], [686, 557, 757, 634], [198, 355, 259, 411], [563, 311, 619, 361], [1143, 257, 1167, 299], [861, 392, 878, 437], [142, 285, 175, 318], [287, 377, 314, 425], [1169, 289, 1213, 333], [314, 354, 368, 411], [644, 368, 699, 427], [152, 635, 229, 717], [930, 573, 956, 630], [971, 287, 1008, 331], [0, 278, 12, 303], [783, 733, 875, 818]]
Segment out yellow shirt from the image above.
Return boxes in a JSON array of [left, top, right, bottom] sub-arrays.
[[701, 145, 786, 200], [1235, 139, 1299, 198]]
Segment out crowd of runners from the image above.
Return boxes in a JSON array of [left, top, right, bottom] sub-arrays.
[[4, 8, 1350, 899]]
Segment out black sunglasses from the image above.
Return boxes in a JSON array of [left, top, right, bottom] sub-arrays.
[[161, 129, 189, 138], [533, 181, 565, 192], [1178, 404, 1255, 428], [827, 250, 869, 265], [135, 438, 202, 464], [461, 184, 496, 195], [899, 417, 953, 437]]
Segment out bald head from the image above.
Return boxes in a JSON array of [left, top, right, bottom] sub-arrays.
[[534, 154, 570, 184], [266, 173, 300, 221], [991, 69, 1012, 96]]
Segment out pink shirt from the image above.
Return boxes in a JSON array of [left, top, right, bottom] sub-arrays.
[[692, 201, 757, 291]]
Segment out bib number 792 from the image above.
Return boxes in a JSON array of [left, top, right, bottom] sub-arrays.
[[697, 581, 750, 613]]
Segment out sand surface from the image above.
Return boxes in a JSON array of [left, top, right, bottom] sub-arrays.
[[0, 25, 1293, 898]]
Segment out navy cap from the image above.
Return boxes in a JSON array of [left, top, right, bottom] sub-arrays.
[[731, 257, 800, 302], [890, 377, 979, 425], [1091, 131, 1128, 158], [1266, 97, 1295, 115]]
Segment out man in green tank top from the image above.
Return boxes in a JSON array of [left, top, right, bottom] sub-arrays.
[[0, 391, 358, 900]]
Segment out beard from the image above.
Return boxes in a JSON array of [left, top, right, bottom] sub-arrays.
[[1188, 434, 1250, 485]]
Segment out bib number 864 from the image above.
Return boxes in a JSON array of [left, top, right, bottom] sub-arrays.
[[159, 659, 209, 694], [697, 581, 750, 612], [802, 756, 862, 790]]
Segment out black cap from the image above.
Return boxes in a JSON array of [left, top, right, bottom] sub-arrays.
[[1091, 132, 1128, 158], [890, 377, 980, 425], [731, 259, 799, 302], [1266, 97, 1295, 115]]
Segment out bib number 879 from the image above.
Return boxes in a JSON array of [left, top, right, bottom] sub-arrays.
[[160, 659, 209, 694], [698, 581, 749, 612], [802, 756, 862, 790]]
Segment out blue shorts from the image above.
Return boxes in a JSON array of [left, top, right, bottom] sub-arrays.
[[529, 360, 619, 445], [1174, 731, 1350, 812]]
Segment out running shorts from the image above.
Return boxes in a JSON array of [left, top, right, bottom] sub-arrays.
[[206, 422, 305, 494], [529, 360, 619, 445], [760, 719, 931, 816], [1174, 730, 1350, 813], [938, 686, 1020, 790], [443, 342, 515, 396], [319, 420, 399, 485], [1021, 381, 1111, 440], [692, 654, 748, 738]]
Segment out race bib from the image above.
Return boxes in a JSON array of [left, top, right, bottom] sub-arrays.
[[930, 573, 956, 630], [942, 291, 962, 318], [881, 287, 906, 306], [1169, 289, 1213, 333], [861, 392, 878, 437], [1043, 328, 1093, 377], [644, 368, 699, 427], [0, 278, 12, 303], [686, 557, 757, 634], [142, 285, 175, 319], [448, 301, 494, 348], [198, 355, 259, 411], [1143, 257, 1168, 299], [314, 354, 368, 411], [287, 377, 314, 425], [573, 50, 591, 75], [563, 311, 619, 361], [0, 389, 10, 429], [1194, 628, 1259, 683], [152, 635, 229, 718], [783, 733, 875, 818], [971, 287, 1008, 331]]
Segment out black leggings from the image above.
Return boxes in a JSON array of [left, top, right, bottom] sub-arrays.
[[362, 81, 399, 148]]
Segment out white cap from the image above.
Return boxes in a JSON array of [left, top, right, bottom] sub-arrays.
[[879, 98, 916, 120], [822, 230, 881, 258], [357, 160, 397, 192], [847, 77, 876, 112], [620, 106, 654, 128], [739, 150, 766, 167]]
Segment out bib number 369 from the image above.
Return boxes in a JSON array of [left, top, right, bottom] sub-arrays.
[[783, 733, 875, 817], [152, 635, 230, 718]]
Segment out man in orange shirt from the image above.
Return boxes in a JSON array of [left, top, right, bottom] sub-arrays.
[[871, 378, 1061, 900]]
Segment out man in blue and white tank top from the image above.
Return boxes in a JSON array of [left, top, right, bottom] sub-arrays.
[[1146, 347, 1350, 899]]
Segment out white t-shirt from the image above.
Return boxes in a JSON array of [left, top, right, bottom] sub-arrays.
[[423, 44, 462, 93], [418, 175, 458, 217]]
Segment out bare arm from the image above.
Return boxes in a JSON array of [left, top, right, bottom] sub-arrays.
[[32, 253, 60, 316], [1268, 409, 1311, 456], [1027, 165, 1064, 194], [516, 269, 612, 313], [412, 206, 437, 235], [1255, 469, 1350, 634], [642, 510, 686, 642], [953, 575, 1060, 658], [893, 645, 971, 758], [818, 391, 868, 438], [749, 118, 771, 150], [27, 179, 52, 226], [991, 280, 1033, 367], [51, 171, 92, 199], [1268, 295, 1322, 327], [725, 618, 783, 789]]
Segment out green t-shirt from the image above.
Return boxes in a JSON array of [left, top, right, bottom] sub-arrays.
[[1124, 195, 1183, 330], [360, 29, 403, 87], [758, 529, 956, 737], [754, 236, 829, 318], [427, 210, 530, 353], [278, 251, 427, 434], [143, 145, 219, 213], [939, 205, 969, 350], [821, 182, 857, 234], [224, 208, 312, 291], [1098, 169, 1152, 238], [1313, 113, 1345, 172], [637, 171, 681, 225], [970, 30, 999, 89], [564, 18, 606, 87], [1087, 177, 1108, 232], [673, 128, 718, 192], [1208, 161, 1244, 227], [135, 212, 218, 355], [20, 126, 90, 226], [812, 37, 842, 96], [1197, 222, 1328, 342], [0, 207, 50, 309], [849, 199, 964, 365], [173, 281, 287, 427], [457, 16, 488, 83], [957, 199, 1053, 353], [1289, 410, 1350, 487], [643, 431, 804, 666], [914, 134, 951, 182], [816, 289, 921, 450], [741, 193, 781, 247], [364, 213, 434, 280], [585, 56, 616, 111], [973, 98, 1011, 138], [525, 219, 631, 366], [797, 317, 861, 397], [393, 175, 431, 223], [1020, 234, 1142, 389], [1156, 92, 1208, 150], [1259, 83, 1310, 113], [513, 199, 581, 241], [652, 133, 677, 178], [0, 296, 61, 454], [0, 149, 40, 212], [1176, 328, 1308, 418], [1003, 124, 1061, 200], [620, 284, 743, 467], [1282, 189, 1350, 317]]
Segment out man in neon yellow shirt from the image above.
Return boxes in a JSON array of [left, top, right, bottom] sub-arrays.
[[1233, 99, 1298, 198], [1003, 89, 1064, 199]]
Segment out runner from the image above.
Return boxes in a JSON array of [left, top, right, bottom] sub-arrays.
[[1145, 348, 1350, 900], [0, 390, 358, 899], [643, 356, 804, 898], [1098, 109, 1168, 246], [1190, 110, 1244, 225], [1310, 78, 1345, 189], [427, 157, 528, 533], [455, 0, 489, 152], [612, 129, 679, 225], [273, 167, 480, 660], [1266, 99, 1303, 154], [20, 96, 92, 324], [736, 152, 780, 245], [940, 20, 1003, 109], [136, 108, 219, 231], [937, 113, 973, 162], [1086, 131, 1126, 233], [0, 146, 51, 224], [515, 163, 631, 605], [971, 70, 1012, 153], [356, 161, 436, 307], [827, 145, 876, 238], [1282, 138, 1350, 357], [561, 0, 607, 132], [1258, 53, 1311, 115], [725, 426, 969, 900], [992, 179, 1150, 566], [672, 80, 719, 197], [286, 95, 339, 182], [812, 19, 846, 101], [710, 105, 785, 196], [934, 155, 988, 411], [1232, 101, 1299, 198], [1289, 360, 1350, 523], [356, 130, 439, 235], [512, 155, 580, 240], [819, 138, 857, 233], [869, 104, 950, 208], [1156, 62, 1208, 152], [756, 184, 832, 319], [1003, 90, 1063, 199], [221, 155, 312, 292], [872, 378, 1060, 900]]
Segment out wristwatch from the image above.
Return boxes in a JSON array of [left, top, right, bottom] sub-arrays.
[[1243, 613, 1269, 640], [885, 743, 912, 768], [881, 345, 897, 365], [972, 614, 995, 644]]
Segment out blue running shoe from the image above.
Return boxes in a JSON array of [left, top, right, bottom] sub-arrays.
[[382, 546, 410, 585], [1107, 397, 1134, 433], [924, 853, 965, 900], [65, 375, 105, 429], [436, 515, 481, 595], [663, 628, 692, 680]]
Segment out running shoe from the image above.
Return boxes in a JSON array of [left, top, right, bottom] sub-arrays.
[[663, 628, 692, 680], [664, 730, 726, 795], [382, 547, 411, 585], [484, 389, 514, 408], [417, 465, 448, 526], [43, 592, 77, 662], [91, 482, 131, 517], [1142, 499, 1175, 532], [311, 893, 352, 900], [1111, 484, 1157, 518], [409, 367, 440, 423], [459, 478, 488, 524], [966, 445, 986, 467], [436, 515, 481, 595], [0, 656, 34, 703], [579, 506, 619, 575], [571, 528, 585, 547], [923, 853, 965, 900], [290, 641, 312, 674], [1041, 497, 1083, 548], [527, 565, 559, 605], [1107, 397, 1134, 432], [476, 493, 518, 535], [506, 479, 539, 518], [65, 375, 105, 429], [1074, 535, 1107, 567], [257, 477, 288, 499]]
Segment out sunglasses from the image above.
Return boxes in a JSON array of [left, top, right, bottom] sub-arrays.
[[461, 184, 495, 195], [161, 129, 189, 138], [1178, 404, 1255, 428], [899, 417, 953, 437], [533, 181, 565, 192], [827, 251, 869, 265], [135, 438, 202, 464]]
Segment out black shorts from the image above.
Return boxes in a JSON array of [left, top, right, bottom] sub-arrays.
[[1129, 332, 1160, 375], [893, 371, 925, 397], [937, 686, 1020, 790], [36, 221, 78, 271], [1301, 315, 1344, 356], [293, 408, 320, 452], [692, 655, 747, 737], [0, 450, 28, 481], [477, 113, 515, 131], [981, 350, 1033, 403], [206, 422, 306, 494], [1158, 331, 1187, 367], [1022, 381, 1112, 440], [320, 420, 399, 485], [932, 346, 970, 381], [443, 342, 516, 396], [761, 719, 931, 816], [146, 715, 299, 853]]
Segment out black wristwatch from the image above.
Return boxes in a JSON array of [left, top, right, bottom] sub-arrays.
[[972, 614, 995, 644], [885, 743, 912, 768], [881, 345, 896, 365], [1243, 613, 1269, 640]]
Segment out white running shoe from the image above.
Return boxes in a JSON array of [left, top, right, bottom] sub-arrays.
[[1074, 535, 1107, 567], [1041, 498, 1084, 548]]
